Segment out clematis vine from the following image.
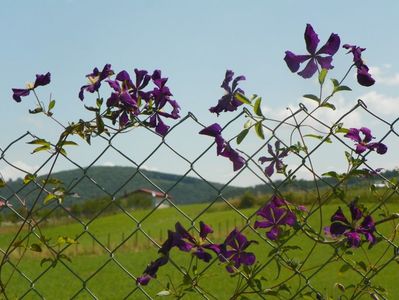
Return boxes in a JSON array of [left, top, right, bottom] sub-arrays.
[[324, 201, 376, 248], [254, 196, 296, 241], [199, 123, 245, 171], [284, 24, 340, 79], [343, 44, 375, 87], [209, 70, 246, 115], [219, 229, 257, 273], [136, 255, 169, 285], [79, 64, 114, 100], [12, 72, 51, 102], [344, 127, 387, 155], [259, 141, 289, 177]]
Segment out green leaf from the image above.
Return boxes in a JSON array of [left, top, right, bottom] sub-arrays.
[[237, 128, 249, 144], [44, 193, 56, 204], [96, 98, 103, 108], [244, 120, 253, 129], [27, 139, 50, 146], [48, 99, 56, 111], [254, 122, 265, 140], [356, 261, 368, 272], [84, 105, 100, 112], [253, 97, 263, 116], [30, 243, 42, 252], [319, 68, 328, 85], [335, 85, 352, 92], [304, 134, 332, 143], [40, 258, 54, 267], [322, 171, 340, 179], [235, 92, 251, 105], [339, 264, 351, 274], [29, 107, 43, 114], [59, 141, 78, 146], [32, 145, 51, 154], [335, 127, 349, 134], [331, 78, 340, 88], [0, 178, 5, 188], [23, 174, 36, 184], [321, 102, 336, 110], [303, 94, 320, 103], [156, 291, 171, 296], [96, 114, 104, 134]]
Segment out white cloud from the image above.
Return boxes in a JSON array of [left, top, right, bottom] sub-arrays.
[[370, 66, 399, 86], [360, 91, 399, 117], [0, 161, 39, 181], [101, 161, 115, 167], [141, 165, 159, 172]]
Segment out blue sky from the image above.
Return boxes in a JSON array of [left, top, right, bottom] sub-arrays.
[[1, 1, 399, 186]]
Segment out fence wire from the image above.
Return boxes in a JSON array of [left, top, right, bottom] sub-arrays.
[[0, 100, 398, 300]]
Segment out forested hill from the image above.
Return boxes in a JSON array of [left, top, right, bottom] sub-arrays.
[[2, 166, 397, 208], [1, 166, 246, 206]]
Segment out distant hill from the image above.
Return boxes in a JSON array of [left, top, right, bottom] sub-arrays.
[[0, 166, 247, 208], [1, 166, 397, 209]]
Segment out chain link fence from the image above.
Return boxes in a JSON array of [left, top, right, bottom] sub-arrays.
[[0, 100, 398, 299]]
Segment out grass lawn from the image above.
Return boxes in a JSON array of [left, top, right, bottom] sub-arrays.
[[0, 201, 398, 299]]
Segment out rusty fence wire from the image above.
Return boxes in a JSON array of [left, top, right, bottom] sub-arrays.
[[0, 100, 398, 300]]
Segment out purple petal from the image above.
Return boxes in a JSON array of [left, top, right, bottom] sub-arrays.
[[344, 128, 361, 143], [33, 72, 51, 88], [254, 220, 273, 229], [298, 59, 318, 79], [357, 65, 375, 87], [330, 222, 350, 236], [284, 51, 309, 73], [281, 211, 297, 226], [264, 162, 275, 177], [349, 202, 363, 221], [119, 111, 129, 127], [318, 33, 340, 55], [193, 249, 212, 262], [221, 70, 234, 91], [316, 56, 334, 70], [331, 207, 349, 224], [106, 80, 121, 92], [239, 252, 256, 265], [12, 88, 30, 102], [155, 118, 169, 136], [304, 24, 320, 55], [199, 123, 222, 137], [355, 144, 368, 154], [137, 274, 152, 285], [199, 221, 213, 239], [345, 231, 361, 248], [266, 226, 280, 240], [359, 127, 373, 143]]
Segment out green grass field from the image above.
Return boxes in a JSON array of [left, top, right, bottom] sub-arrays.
[[0, 201, 398, 299]]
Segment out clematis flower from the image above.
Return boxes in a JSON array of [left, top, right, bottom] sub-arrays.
[[259, 141, 289, 177], [209, 70, 246, 115], [284, 24, 340, 79], [324, 202, 376, 248], [12, 72, 51, 102], [219, 229, 257, 273], [199, 123, 245, 171], [79, 64, 114, 100], [254, 196, 296, 240], [344, 127, 387, 155], [147, 70, 181, 136], [136, 255, 169, 285], [343, 44, 375, 86], [157, 222, 220, 262]]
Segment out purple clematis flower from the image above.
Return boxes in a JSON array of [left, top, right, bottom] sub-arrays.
[[199, 123, 245, 171], [136, 255, 169, 285], [259, 141, 289, 177], [12, 72, 51, 102], [147, 70, 181, 136], [209, 70, 246, 115], [254, 196, 296, 240], [344, 127, 387, 155], [343, 44, 375, 87], [79, 64, 114, 100], [284, 24, 340, 79], [324, 202, 376, 248], [219, 229, 257, 273], [157, 222, 220, 262]]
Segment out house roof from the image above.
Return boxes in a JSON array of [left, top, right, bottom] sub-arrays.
[[130, 188, 171, 199]]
